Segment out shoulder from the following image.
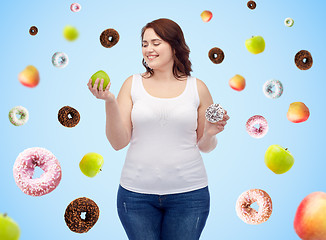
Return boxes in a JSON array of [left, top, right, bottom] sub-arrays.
[[195, 78, 213, 107], [121, 75, 134, 88], [118, 75, 134, 99]]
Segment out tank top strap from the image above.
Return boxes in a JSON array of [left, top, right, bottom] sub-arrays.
[[130, 74, 143, 103], [187, 75, 200, 108]]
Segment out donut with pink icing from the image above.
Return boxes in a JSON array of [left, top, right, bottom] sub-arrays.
[[13, 147, 62, 196], [236, 189, 272, 224], [70, 3, 81, 12], [246, 115, 268, 138]]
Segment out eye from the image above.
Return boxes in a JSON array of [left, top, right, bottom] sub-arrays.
[[153, 43, 160, 46], [142, 44, 148, 47]]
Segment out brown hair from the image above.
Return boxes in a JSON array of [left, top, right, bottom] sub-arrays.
[[141, 18, 192, 80]]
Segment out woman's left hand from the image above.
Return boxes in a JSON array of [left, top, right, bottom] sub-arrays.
[[204, 110, 230, 136]]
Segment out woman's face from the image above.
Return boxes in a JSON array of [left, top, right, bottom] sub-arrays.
[[142, 28, 174, 71]]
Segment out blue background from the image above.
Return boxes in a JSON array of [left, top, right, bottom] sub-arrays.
[[1, 0, 326, 239]]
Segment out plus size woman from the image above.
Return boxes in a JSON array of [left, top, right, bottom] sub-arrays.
[[88, 18, 229, 240]]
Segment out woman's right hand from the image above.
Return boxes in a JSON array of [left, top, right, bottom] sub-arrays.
[[87, 78, 115, 103]]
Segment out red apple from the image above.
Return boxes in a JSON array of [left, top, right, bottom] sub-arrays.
[[229, 74, 246, 91], [294, 192, 326, 240], [200, 10, 213, 22], [287, 102, 310, 123], [18, 65, 40, 88]]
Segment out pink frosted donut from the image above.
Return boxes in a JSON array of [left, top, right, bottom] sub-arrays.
[[13, 147, 62, 196], [70, 3, 81, 12], [236, 189, 272, 224], [246, 115, 268, 138]]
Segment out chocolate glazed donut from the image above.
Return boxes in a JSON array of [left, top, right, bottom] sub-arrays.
[[247, 1, 256, 10], [58, 106, 80, 128], [208, 47, 225, 64], [295, 50, 313, 70], [64, 197, 100, 233], [100, 28, 120, 48], [29, 26, 38, 36]]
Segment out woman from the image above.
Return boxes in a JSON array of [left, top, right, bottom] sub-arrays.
[[88, 18, 229, 240]]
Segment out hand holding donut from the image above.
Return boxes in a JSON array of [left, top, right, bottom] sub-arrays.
[[87, 78, 115, 103], [204, 108, 230, 136]]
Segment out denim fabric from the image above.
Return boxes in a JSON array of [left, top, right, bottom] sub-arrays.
[[117, 185, 210, 240]]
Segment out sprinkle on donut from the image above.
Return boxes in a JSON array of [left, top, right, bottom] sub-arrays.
[[13, 147, 62, 197], [246, 115, 268, 138], [205, 103, 225, 123], [236, 189, 272, 224], [64, 197, 100, 233], [9, 106, 29, 126]]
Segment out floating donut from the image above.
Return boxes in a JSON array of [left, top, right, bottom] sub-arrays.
[[100, 28, 120, 48], [295, 50, 313, 70], [58, 106, 80, 128], [13, 147, 62, 196], [70, 3, 81, 12], [246, 115, 268, 138], [247, 1, 256, 10], [205, 103, 225, 123], [29, 26, 38, 36], [64, 197, 100, 233], [236, 189, 272, 224], [9, 106, 29, 126], [284, 17, 294, 27], [208, 47, 224, 64], [263, 79, 283, 99], [52, 52, 69, 68]]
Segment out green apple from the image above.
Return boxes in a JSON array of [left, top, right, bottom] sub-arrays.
[[79, 152, 104, 177], [264, 145, 294, 174], [245, 36, 265, 54], [90, 70, 110, 90], [0, 213, 20, 240], [63, 25, 79, 41]]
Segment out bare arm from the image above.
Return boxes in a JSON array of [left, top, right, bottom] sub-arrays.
[[196, 79, 229, 153], [88, 77, 133, 151]]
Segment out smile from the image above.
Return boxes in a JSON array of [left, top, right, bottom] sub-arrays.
[[147, 55, 158, 60]]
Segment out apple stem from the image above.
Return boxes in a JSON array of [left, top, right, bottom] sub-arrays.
[[100, 169, 102, 171], [4, 213, 7, 217], [285, 148, 288, 151]]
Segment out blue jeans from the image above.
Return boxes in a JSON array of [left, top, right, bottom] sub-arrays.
[[117, 185, 210, 240]]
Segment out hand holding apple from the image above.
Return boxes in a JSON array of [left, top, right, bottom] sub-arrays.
[[91, 70, 110, 90], [245, 36, 265, 54], [0, 213, 20, 240], [294, 192, 326, 240], [79, 152, 104, 177], [264, 145, 294, 174]]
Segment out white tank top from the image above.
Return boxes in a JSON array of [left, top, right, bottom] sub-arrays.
[[119, 73, 208, 195]]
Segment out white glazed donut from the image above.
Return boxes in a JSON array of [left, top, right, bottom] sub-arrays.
[[236, 189, 272, 224], [246, 115, 268, 138], [263, 79, 283, 99], [70, 3, 81, 12], [284, 17, 294, 27], [205, 103, 225, 123], [9, 106, 29, 126], [52, 52, 69, 68], [13, 147, 62, 196]]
